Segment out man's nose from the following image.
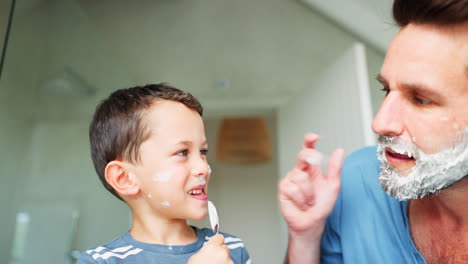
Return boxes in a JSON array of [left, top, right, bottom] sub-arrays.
[[372, 94, 404, 137]]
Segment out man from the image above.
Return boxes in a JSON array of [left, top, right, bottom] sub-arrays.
[[279, 0, 468, 263]]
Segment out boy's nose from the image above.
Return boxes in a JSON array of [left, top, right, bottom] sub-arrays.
[[372, 94, 404, 137], [191, 158, 209, 177]]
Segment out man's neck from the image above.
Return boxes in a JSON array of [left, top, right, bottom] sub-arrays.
[[408, 178, 468, 263], [419, 177, 468, 226]]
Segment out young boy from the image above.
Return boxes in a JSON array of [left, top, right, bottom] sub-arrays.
[[78, 83, 251, 264]]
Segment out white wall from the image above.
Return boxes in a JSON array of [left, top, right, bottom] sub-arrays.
[[366, 46, 386, 118], [277, 43, 379, 251]]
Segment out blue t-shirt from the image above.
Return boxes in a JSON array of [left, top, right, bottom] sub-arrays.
[[77, 227, 251, 264], [320, 146, 427, 264]]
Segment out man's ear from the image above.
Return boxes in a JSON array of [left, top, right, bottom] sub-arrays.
[[105, 161, 140, 196]]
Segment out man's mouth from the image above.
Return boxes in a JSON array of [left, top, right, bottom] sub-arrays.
[[385, 147, 416, 171], [385, 147, 415, 160], [187, 185, 208, 201]]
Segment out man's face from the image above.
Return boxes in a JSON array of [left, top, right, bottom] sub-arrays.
[[372, 23, 468, 200]]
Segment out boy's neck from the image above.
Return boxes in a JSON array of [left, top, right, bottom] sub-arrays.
[[129, 212, 198, 245]]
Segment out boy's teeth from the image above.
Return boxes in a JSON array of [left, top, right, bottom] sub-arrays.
[[188, 189, 203, 195]]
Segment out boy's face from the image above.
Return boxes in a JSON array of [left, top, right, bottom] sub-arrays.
[[129, 100, 210, 220]]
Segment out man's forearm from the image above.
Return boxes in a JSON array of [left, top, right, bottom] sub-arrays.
[[284, 229, 323, 264]]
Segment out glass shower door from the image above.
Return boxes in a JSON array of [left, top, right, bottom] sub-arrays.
[[0, 0, 131, 263]]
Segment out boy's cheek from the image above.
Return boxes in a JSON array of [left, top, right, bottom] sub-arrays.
[[152, 169, 176, 182]]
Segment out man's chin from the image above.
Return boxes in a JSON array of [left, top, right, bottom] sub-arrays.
[[378, 160, 433, 201], [378, 165, 467, 201], [378, 168, 418, 201], [376, 128, 468, 200]]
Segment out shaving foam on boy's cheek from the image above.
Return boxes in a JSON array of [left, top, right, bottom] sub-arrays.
[[161, 201, 171, 207], [152, 169, 174, 182]]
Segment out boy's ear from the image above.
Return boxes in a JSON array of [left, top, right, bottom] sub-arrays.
[[105, 161, 140, 197]]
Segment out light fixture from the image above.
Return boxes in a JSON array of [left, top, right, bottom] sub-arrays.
[[216, 117, 271, 165]]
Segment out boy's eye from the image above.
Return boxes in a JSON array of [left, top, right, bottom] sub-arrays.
[[176, 149, 188, 156], [200, 149, 208, 155], [380, 87, 390, 97]]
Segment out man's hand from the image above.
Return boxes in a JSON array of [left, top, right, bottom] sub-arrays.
[[278, 133, 344, 263], [187, 234, 234, 264]]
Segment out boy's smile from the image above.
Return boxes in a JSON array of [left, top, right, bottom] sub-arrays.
[[187, 184, 208, 201], [128, 100, 211, 220]]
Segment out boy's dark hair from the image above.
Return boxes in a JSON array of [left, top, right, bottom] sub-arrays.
[[89, 83, 203, 201], [393, 0, 468, 27]]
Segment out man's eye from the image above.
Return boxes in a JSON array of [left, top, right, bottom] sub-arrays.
[[176, 150, 188, 156], [380, 87, 390, 96], [413, 96, 432, 105], [200, 149, 208, 155]]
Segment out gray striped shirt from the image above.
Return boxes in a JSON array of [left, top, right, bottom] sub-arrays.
[[78, 227, 251, 264]]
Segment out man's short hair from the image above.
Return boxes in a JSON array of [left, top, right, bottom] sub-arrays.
[[89, 83, 203, 200], [393, 0, 468, 27]]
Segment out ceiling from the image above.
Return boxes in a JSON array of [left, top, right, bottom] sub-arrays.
[[6, 0, 396, 117], [301, 0, 397, 53]]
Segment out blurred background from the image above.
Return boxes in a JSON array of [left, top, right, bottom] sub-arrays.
[[0, 0, 395, 263]]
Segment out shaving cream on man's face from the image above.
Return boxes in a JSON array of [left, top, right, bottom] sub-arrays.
[[377, 127, 468, 200]]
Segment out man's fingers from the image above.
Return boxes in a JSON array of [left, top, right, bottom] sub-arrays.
[[302, 133, 320, 149], [279, 175, 309, 210], [294, 148, 324, 174], [289, 169, 316, 202], [327, 148, 345, 184], [294, 133, 322, 172]]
